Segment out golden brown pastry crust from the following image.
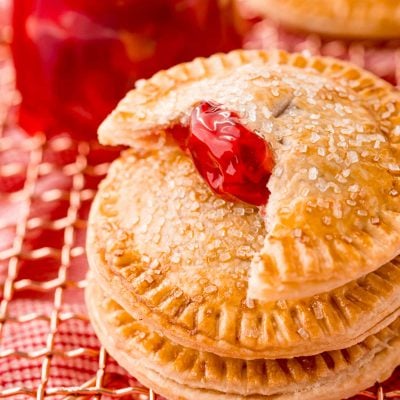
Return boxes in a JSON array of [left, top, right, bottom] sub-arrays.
[[97, 50, 400, 303], [86, 280, 400, 400], [87, 148, 400, 359], [243, 0, 400, 39]]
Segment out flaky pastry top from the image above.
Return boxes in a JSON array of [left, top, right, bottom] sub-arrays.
[[98, 50, 400, 302]]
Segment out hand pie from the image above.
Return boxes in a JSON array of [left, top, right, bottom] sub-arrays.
[[87, 50, 400, 398], [243, 0, 400, 39], [88, 146, 400, 359], [97, 50, 400, 302], [86, 280, 400, 400]]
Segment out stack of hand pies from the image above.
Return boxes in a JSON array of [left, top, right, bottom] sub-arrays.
[[86, 49, 400, 400]]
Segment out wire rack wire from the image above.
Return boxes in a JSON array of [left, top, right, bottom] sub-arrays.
[[0, 19, 399, 400], [0, 36, 155, 399]]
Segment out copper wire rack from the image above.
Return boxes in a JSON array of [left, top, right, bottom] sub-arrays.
[[0, 20, 399, 400], [0, 35, 155, 399]]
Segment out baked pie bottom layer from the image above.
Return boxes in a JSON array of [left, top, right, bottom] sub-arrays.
[[86, 280, 400, 400]]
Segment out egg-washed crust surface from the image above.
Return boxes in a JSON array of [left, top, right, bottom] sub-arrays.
[[245, 0, 400, 39], [87, 148, 400, 359], [98, 50, 400, 303], [86, 281, 400, 400]]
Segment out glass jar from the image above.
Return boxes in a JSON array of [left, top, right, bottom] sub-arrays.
[[12, 0, 241, 138]]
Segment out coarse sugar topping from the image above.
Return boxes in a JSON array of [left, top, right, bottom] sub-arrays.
[[98, 50, 400, 302]]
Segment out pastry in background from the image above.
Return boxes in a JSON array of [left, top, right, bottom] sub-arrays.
[[240, 0, 400, 86], [244, 0, 400, 39]]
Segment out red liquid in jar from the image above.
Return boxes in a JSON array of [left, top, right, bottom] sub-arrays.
[[172, 102, 274, 206], [11, 0, 241, 138]]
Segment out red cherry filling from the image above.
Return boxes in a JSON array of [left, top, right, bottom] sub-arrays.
[[171, 101, 274, 206]]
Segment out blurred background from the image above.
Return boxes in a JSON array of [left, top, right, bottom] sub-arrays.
[[0, 1, 399, 399], [9, 0, 245, 139], [5, 0, 400, 141]]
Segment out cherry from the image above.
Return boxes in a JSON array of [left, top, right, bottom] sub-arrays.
[[171, 101, 274, 206]]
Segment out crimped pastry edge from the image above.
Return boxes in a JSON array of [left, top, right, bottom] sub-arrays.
[[97, 49, 400, 303], [86, 280, 400, 400], [87, 149, 400, 360]]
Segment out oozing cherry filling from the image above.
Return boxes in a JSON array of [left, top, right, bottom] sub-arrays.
[[171, 101, 274, 206]]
